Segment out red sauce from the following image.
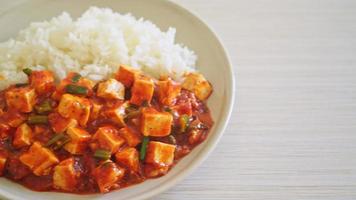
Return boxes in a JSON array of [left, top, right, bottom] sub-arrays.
[[0, 68, 213, 194]]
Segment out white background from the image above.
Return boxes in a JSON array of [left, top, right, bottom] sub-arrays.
[[1, 0, 356, 199]]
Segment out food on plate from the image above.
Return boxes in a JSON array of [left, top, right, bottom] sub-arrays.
[[0, 7, 197, 90], [0, 65, 213, 193]]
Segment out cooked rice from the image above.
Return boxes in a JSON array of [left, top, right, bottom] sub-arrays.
[[0, 7, 197, 89]]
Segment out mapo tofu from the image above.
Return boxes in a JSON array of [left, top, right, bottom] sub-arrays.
[[0, 66, 213, 194]]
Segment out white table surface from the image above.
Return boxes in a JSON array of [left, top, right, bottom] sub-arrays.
[[1, 0, 356, 199]]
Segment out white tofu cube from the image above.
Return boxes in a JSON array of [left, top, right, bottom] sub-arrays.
[[57, 94, 91, 127], [64, 127, 91, 155], [48, 112, 78, 133], [140, 108, 173, 137], [53, 158, 79, 191], [115, 147, 139, 172], [182, 73, 212, 100], [13, 123, 33, 149], [5, 87, 36, 113], [19, 142, 59, 176], [130, 78, 154, 106], [29, 70, 55, 95], [97, 79, 125, 100], [92, 161, 125, 193], [103, 102, 128, 127], [118, 127, 141, 147], [145, 141, 176, 167], [92, 126, 125, 154], [115, 65, 141, 87], [157, 78, 181, 105]]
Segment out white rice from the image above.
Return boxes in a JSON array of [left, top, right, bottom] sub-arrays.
[[0, 7, 197, 90]]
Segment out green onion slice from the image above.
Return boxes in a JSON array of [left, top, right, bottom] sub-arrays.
[[45, 133, 66, 147], [28, 115, 48, 125], [65, 84, 88, 95], [23, 68, 32, 76], [35, 100, 52, 114], [164, 107, 173, 113], [52, 137, 71, 150], [94, 149, 111, 160], [179, 114, 190, 133], [71, 73, 81, 83], [140, 136, 149, 161], [15, 83, 29, 88]]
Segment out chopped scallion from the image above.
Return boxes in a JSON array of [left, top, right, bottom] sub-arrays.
[[15, 83, 29, 88], [23, 68, 32, 76], [28, 115, 48, 124], [140, 136, 149, 161], [71, 73, 81, 83], [164, 107, 172, 113], [179, 114, 190, 133], [45, 133, 66, 147], [52, 136, 71, 150], [94, 149, 111, 160], [65, 84, 88, 95], [35, 100, 52, 114]]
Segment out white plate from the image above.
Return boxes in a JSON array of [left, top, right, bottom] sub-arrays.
[[0, 0, 235, 199]]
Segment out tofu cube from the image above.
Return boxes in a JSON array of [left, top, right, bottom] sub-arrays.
[[58, 94, 91, 127], [92, 161, 125, 193], [92, 126, 125, 154], [5, 86, 36, 112], [118, 127, 141, 147], [115, 65, 140, 87], [97, 79, 125, 100], [64, 127, 91, 155], [13, 123, 33, 149], [182, 73, 212, 100], [3, 111, 27, 127], [140, 108, 173, 137], [157, 79, 181, 105], [103, 103, 127, 127], [145, 141, 176, 167], [29, 70, 55, 95], [48, 112, 78, 133], [90, 100, 103, 121], [66, 127, 92, 141], [53, 158, 79, 191], [115, 148, 139, 173], [130, 78, 154, 106], [19, 142, 59, 176], [0, 153, 7, 176], [144, 164, 169, 178]]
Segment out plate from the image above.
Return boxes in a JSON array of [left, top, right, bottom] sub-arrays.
[[0, 0, 235, 199]]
